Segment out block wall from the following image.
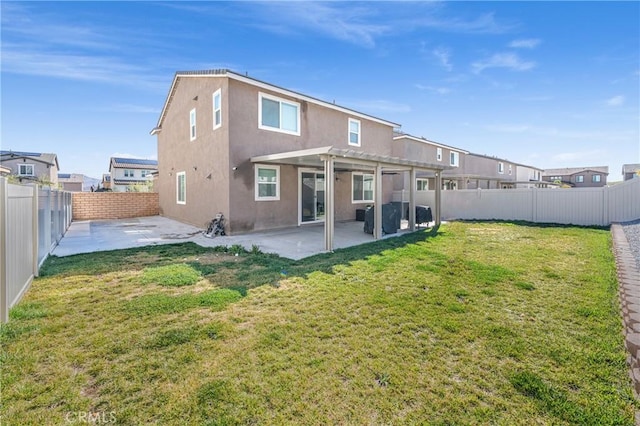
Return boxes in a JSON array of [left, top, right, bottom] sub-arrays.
[[72, 192, 159, 220]]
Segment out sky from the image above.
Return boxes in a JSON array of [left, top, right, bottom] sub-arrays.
[[1, 1, 639, 181]]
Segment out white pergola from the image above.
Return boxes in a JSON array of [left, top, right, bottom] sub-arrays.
[[251, 146, 450, 252]]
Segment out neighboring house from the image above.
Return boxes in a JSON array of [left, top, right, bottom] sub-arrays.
[[0, 150, 59, 186], [392, 133, 468, 191], [102, 173, 111, 190], [622, 164, 640, 181], [150, 69, 449, 250], [57, 173, 84, 192], [392, 134, 543, 190], [542, 166, 609, 188], [108, 157, 158, 192], [0, 165, 10, 176]]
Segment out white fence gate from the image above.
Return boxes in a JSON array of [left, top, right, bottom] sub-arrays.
[[0, 177, 72, 322], [394, 178, 640, 227]]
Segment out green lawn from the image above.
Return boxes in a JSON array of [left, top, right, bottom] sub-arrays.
[[1, 222, 637, 424]]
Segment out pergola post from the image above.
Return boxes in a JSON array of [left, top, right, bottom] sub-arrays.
[[323, 156, 335, 252], [374, 163, 382, 240], [435, 172, 442, 226], [409, 168, 416, 231]]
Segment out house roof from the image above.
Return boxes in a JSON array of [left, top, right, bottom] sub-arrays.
[[58, 173, 84, 182], [151, 69, 401, 135], [110, 157, 158, 169], [622, 163, 640, 174], [466, 152, 543, 171], [251, 146, 452, 173], [0, 150, 60, 170], [393, 133, 469, 154], [543, 166, 609, 176]]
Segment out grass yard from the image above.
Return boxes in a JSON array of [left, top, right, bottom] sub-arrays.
[[1, 221, 637, 424]]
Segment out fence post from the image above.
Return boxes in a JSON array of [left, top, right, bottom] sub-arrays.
[[532, 187, 538, 223], [32, 183, 39, 277], [602, 186, 609, 226], [0, 177, 8, 323]]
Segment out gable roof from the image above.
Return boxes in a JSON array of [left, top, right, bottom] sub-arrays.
[[109, 157, 158, 170], [543, 166, 609, 176], [151, 69, 400, 135], [393, 132, 469, 154], [0, 150, 59, 169]]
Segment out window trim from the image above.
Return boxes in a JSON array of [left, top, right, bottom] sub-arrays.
[[348, 118, 361, 147], [498, 162, 504, 174], [416, 178, 429, 191], [176, 171, 186, 205], [351, 172, 374, 203], [450, 151, 459, 167], [508, 164, 513, 175], [124, 169, 135, 178], [258, 92, 301, 136], [255, 164, 280, 201], [213, 89, 222, 130], [575, 175, 584, 183], [18, 163, 35, 176], [436, 148, 442, 162], [189, 108, 197, 141], [592, 174, 601, 183]]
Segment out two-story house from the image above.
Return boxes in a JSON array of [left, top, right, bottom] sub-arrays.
[[57, 173, 84, 191], [150, 69, 448, 250], [108, 157, 158, 192], [542, 166, 609, 188], [0, 150, 60, 186]]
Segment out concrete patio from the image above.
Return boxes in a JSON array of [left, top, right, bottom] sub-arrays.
[[52, 215, 430, 260]]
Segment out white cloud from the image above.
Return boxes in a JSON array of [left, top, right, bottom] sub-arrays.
[[550, 149, 607, 163], [472, 53, 536, 73], [606, 95, 625, 106], [415, 84, 451, 95], [432, 47, 453, 71], [508, 38, 541, 49], [485, 124, 531, 133]]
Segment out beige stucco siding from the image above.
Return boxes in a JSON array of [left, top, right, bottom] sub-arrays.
[[157, 77, 231, 228]]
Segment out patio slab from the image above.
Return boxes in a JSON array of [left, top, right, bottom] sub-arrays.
[[52, 215, 428, 260]]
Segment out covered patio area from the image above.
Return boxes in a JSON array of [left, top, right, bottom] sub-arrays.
[[251, 146, 449, 253]]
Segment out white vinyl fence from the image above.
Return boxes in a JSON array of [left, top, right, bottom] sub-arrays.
[[394, 178, 640, 227], [0, 177, 72, 322]]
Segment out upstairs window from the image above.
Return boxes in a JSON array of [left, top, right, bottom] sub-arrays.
[[177, 172, 186, 204], [213, 89, 222, 129], [576, 175, 584, 183], [124, 169, 134, 177], [498, 162, 504, 174], [259, 93, 300, 135], [190, 108, 197, 141], [436, 148, 442, 161], [348, 118, 361, 146], [255, 165, 280, 200], [18, 164, 34, 176], [592, 174, 601, 183], [450, 151, 459, 167], [508, 165, 513, 175], [352, 173, 374, 203], [416, 178, 429, 191], [141, 170, 150, 178]]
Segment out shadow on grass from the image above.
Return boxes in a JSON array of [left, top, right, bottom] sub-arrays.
[[39, 226, 443, 295]]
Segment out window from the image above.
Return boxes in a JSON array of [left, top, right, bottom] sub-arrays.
[[213, 89, 222, 129], [255, 165, 280, 200], [450, 151, 459, 167], [352, 173, 374, 203], [508, 165, 513, 175], [141, 170, 149, 178], [576, 175, 584, 183], [124, 169, 134, 177], [259, 93, 300, 135], [18, 164, 34, 176], [592, 174, 601, 183], [348, 118, 361, 146], [498, 162, 504, 174], [176, 172, 186, 204], [436, 148, 442, 162], [416, 178, 429, 191], [190, 108, 197, 141]]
